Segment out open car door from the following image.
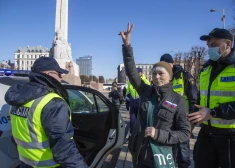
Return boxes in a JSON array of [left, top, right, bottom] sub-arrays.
[[64, 85, 125, 168]]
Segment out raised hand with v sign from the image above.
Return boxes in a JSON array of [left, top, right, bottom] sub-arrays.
[[118, 22, 134, 46]]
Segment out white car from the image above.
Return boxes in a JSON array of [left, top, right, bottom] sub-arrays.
[[0, 76, 125, 168]]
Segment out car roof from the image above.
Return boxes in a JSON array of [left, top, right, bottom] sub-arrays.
[[0, 76, 103, 96], [0, 76, 29, 86], [0, 76, 70, 86]]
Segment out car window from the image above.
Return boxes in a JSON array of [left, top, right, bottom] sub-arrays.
[[66, 89, 110, 113], [67, 89, 95, 113], [94, 94, 110, 112]]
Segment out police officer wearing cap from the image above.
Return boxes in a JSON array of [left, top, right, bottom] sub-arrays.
[[188, 28, 235, 168], [160, 53, 198, 168], [5, 57, 88, 168]]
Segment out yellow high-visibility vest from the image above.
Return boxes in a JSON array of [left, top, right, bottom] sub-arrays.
[[10, 92, 72, 167], [126, 74, 150, 100], [172, 72, 189, 107], [200, 64, 235, 128]]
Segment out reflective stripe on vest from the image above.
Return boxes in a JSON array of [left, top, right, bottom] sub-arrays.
[[10, 93, 70, 167], [13, 96, 50, 150], [172, 72, 189, 106], [202, 118, 235, 128], [200, 64, 235, 128], [200, 90, 235, 97]]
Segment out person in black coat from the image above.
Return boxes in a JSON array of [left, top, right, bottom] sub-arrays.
[[108, 81, 123, 109], [119, 22, 190, 168], [160, 54, 199, 167], [5, 57, 88, 168]]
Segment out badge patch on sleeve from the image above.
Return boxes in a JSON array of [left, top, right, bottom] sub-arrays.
[[173, 84, 183, 89], [11, 106, 30, 118], [220, 76, 235, 82], [164, 101, 177, 109]]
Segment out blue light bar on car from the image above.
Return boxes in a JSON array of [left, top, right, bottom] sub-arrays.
[[0, 70, 12, 73]]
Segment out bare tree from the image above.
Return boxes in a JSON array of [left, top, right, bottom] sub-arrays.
[[89, 75, 98, 83], [190, 46, 207, 83], [98, 76, 105, 83], [80, 75, 90, 84], [228, 28, 235, 47], [174, 52, 182, 64]]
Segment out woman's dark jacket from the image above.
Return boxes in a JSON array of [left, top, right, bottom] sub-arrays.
[[122, 45, 191, 162], [108, 89, 122, 105]]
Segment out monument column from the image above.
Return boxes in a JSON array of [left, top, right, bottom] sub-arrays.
[[55, 0, 68, 41]]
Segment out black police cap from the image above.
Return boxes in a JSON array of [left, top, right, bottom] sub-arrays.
[[31, 57, 68, 74], [200, 28, 233, 41]]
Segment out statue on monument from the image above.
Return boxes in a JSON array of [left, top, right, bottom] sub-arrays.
[[51, 29, 72, 60]]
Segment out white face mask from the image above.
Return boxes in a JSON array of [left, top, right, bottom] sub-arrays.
[[208, 44, 227, 61]]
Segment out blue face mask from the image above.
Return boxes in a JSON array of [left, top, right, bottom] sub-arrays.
[[208, 47, 222, 61], [208, 45, 227, 61]]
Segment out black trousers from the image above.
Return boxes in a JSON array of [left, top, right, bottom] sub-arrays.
[[172, 140, 191, 168], [194, 126, 235, 168]]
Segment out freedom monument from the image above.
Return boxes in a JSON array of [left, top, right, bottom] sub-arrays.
[[50, 0, 81, 85]]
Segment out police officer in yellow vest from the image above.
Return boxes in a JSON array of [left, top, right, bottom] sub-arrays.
[[5, 57, 88, 168], [188, 28, 235, 168], [160, 54, 198, 168]]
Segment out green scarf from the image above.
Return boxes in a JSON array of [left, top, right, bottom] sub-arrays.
[[147, 94, 175, 168]]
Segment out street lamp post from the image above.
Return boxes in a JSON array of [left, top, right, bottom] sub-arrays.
[[210, 8, 225, 29]]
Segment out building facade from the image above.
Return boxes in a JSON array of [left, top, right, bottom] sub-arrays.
[[76, 55, 92, 77], [117, 63, 154, 83], [14, 46, 49, 70], [117, 64, 126, 83]]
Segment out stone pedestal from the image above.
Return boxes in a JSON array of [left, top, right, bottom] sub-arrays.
[[90, 81, 103, 91], [56, 59, 79, 77], [56, 59, 80, 85], [62, 74, 81, 85]]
